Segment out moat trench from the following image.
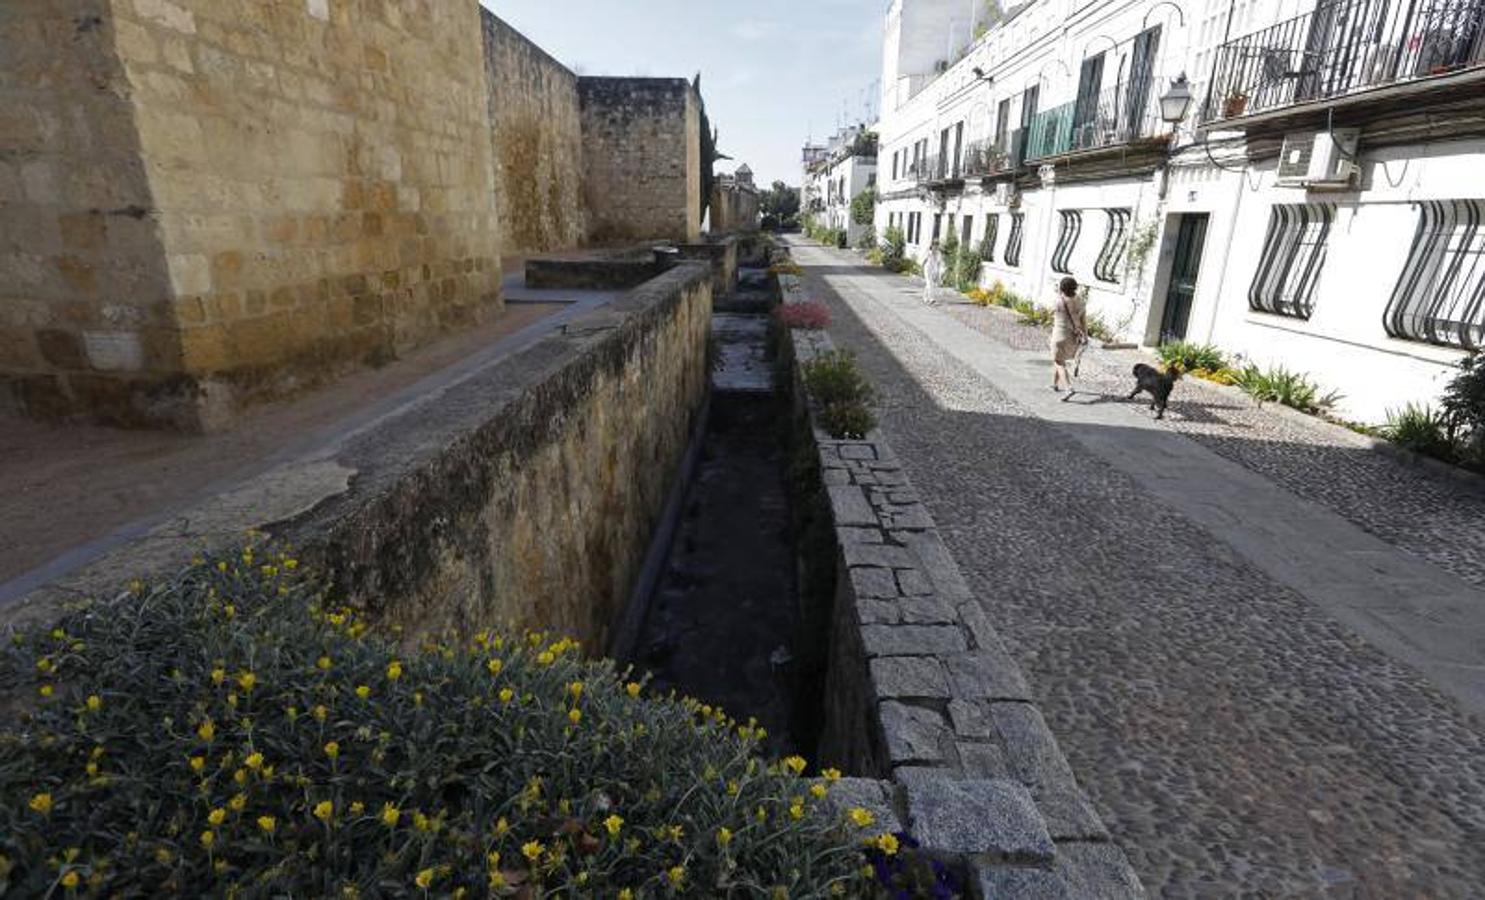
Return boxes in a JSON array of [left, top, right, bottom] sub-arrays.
[[626, 269, 832, 759]]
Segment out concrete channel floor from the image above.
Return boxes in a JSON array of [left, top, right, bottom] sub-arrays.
[[0, 272, 614, 599], [782, 236, 1485, 896]]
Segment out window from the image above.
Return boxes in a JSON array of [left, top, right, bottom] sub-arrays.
[[946, 215, 955, 242], [1249, 202, 1334, 319], [938, 128, 951, 178], [892, 152, 899, 180], [952, 122, 964, 177], [1051, 210, 1083, 274], [1384, 199, 1485, 349], [961, 215, 973, 248], [932, 214, 942, 242], [1125, 26, 1161, 137], [1020, 85, 1040, 129], [981, 214, 999, 261], [995, 98, 1010, 148], [1071, 53, 1106, 149], [1006, 212, 1025, 266], [1093, 208, 1132, 283]]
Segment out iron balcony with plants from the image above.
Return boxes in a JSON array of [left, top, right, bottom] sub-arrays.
[[1202, 0, 1485, 124], [1025, 75, 1173, 163]]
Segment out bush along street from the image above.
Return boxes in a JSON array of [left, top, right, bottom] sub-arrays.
[[802, 349, 877, 440], [0, 545, 920, 898]]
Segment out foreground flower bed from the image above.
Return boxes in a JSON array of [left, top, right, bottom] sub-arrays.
[[0, 546, 877, 897]]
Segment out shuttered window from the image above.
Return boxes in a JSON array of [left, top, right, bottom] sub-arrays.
[[1006, 213, 1025, 267], [981, 214, 999, 261], [1249, 202, 1333, 319], [1384, 199, 1485, 349], [1051, 210, 1083, 275], [1094, 208, 1132, 283]]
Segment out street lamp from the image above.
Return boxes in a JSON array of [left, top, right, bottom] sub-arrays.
[[1159, 73, 1194, 125]]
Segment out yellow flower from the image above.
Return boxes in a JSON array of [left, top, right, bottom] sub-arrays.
[[207, 808, 227, 826], [355, 685, 370, 700], [188, 755, 206, 773], [257, 815, 276, 834], [28, 793, 52, 815], [386, 661, 403, 682], [568, 708, 582, 726], [85, 762, 98, 777], [197, 719, 216, 742], [61, 871, 79, 889], [726, 780, 740, 796], [822, 767, 842, 782], [790, 802, 805, 820], [413, 812, 432, 833], [666, 824, 684, 842], [783, 755, 807, 776], [381, 803, 400, 827], [848, 807, 875, 828], [494, 817, 510, 837], [317, 656, 332, 671], [486, 658, 503, 676], [85, 694, 102, 712], [875, 833, 900, 855], [498, 688, 514, 704], [618, 890, 633, 900], [313, 800, 333, 822], [487, 850, 501, 869], [604, 814, 623, 837], [626, 682, 641, 698], [350, 801, 365, 815], [229, 793, 247, 812], [324, 741, 340, 760], [415, 868, 435, 889], [811, 784, 828, 799], [237, 671, 256, 692], [223, 604, 237, 619], [200, 830, 215, 849], [413, 691, 424, 706], [521, 840, 543, 863], [38, 684, 53, 698], [667, 866, 686, 889], [536, 651, 555, 666], [245, 752, 264, 771], [155, 847, 172, 865], [489, 871, 507, 889], [717, 826, 733, 847], [313, 704, 328, 722], [568, 681, 584, 699]]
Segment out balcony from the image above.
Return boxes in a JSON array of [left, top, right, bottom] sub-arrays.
[[1025, 77, 1171, 163], [960, 138, 1016, 178], [1202, 0, 1485, 126], [913, 152, 963, 188]]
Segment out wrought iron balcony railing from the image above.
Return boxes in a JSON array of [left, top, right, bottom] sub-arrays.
[[1025, 75, 1170, 163], [960, 138, 1015, 178], [1202, 0, 1485, 124], [912, 152, 960, 186]]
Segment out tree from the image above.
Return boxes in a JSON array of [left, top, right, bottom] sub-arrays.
[[849, 189, 875, 227], [761, 181, 800, 221], [693, 74, 731, 228]]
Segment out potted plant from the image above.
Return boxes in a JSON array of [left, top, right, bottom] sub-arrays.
[[1222, 89, 1249, 118]]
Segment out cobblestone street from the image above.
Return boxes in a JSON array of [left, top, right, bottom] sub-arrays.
[[785, 237, 1485, 897]]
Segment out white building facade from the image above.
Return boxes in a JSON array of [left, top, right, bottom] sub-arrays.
[[806, 127, 880, 246], [873, 0, 1485, 423]]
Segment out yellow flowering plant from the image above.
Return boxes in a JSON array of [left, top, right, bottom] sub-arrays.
[[0, 547, 879, 897]]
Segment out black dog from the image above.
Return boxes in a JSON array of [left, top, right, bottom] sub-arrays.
[[1128, 363, 1181, 419]]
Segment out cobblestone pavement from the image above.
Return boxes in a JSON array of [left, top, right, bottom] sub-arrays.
[[787, 240, 1485, 897]]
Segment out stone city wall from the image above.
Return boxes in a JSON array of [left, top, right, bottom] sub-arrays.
[[783, 280, 1144, 897], [1, 0, 503, 430], [3, 264, 714, 656], [579, 78, 702, 245], [481, 10, 586, 255], [710, 182, 761, 233]]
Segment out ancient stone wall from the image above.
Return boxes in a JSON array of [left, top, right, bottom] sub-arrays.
[[1, 0, 502, 429], [579, 78, 702, 244], [710, 182, 761, 234], [481, 10, 586, 255]]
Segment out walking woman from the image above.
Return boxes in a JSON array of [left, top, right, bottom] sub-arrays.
[[1050, 276, 1087, 393], [922, 241, 943, 305]]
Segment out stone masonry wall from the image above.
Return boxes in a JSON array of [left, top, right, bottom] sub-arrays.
[[783, 274, 1145, 897], [579, 77, 701, 244], [1, 0, 503, 429], [0, 1, 191, 427], [481, 10, 586, 255]]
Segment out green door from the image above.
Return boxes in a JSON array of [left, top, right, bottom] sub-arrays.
[[1161, 214, 1208, 342]]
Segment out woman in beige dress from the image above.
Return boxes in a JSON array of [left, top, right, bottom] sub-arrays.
[[1050, 276, 1087, 393]]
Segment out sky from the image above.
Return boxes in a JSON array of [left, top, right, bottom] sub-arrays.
[[480, 0, 885, 188]]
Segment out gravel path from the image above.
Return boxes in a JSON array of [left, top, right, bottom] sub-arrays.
[[789, 240, 1485, 897]]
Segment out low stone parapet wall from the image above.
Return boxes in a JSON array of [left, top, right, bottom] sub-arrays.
[[676, 235, 737, 296], [783, 276, 1143, 896], [4, 265, 713, 655]]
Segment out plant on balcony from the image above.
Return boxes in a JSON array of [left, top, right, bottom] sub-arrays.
[[0, 548, 880, 898], [1221, 90, 1249, 118]]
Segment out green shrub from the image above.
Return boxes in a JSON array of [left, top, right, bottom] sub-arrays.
[[0, 550, 875, 898], [937, 234, 959, 279], [819, 400, 876, 440], [953, 248, 981, 293], [1441, 352, 1485, 464], [902, 258, 922, 277], [1157, 341, 1227, 372], [1235, 364, 1340, 413], [802, 350, 875, 408], [1384, 403, 1457, 462], [1084, 313, 1114, 343], [878, 226, 907, 273], [849, 191, 875, 228], [864, 247, 884, 266], [855, 225, 877, 252], [1016, 305, 1054, 328]]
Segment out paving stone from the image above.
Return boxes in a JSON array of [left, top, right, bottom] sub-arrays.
[[956, 599, 1006, 652], [870, 656, 952, 699], [896, 597, 959, 625], [947, 698, 994, 739], [839, 443, 878, 461], [900, 774, 1054, 861], [957, 741, 1011, 779], [893, 531, 972, 600], [821, 468, 851, 486], [879, 701, 952, 765], [990, 702, 1080, 793], [861, 624, 967, 657], [873, 467, 909, 485], [826, 484, 877, 527], [883, 503, 935, 530], [976, 841, 1145, 899], [842, 541, 919, 569], [895, 568, 934, 596], [838, 526, 884, 544], [944, 651, 1032, 701], [849, 566, 899, 599], [855, 597, 900, 625]]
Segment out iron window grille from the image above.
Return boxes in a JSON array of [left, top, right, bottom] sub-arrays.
[[982, 214, 999, 262], [1249, 202, 1334, 319], [1006, 213, 1025, 267], [1051, 210, 1083, 275], [1093, 208, 1132, 283], [1383, 199, 1485, 349]]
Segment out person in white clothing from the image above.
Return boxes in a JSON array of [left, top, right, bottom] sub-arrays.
[[922, 241, 944, 305]]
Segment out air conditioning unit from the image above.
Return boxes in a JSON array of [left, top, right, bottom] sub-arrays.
[[1277, 129, 1360, 188]]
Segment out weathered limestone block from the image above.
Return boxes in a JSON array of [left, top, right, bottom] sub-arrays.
[[899, 773, 1055, 862]]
